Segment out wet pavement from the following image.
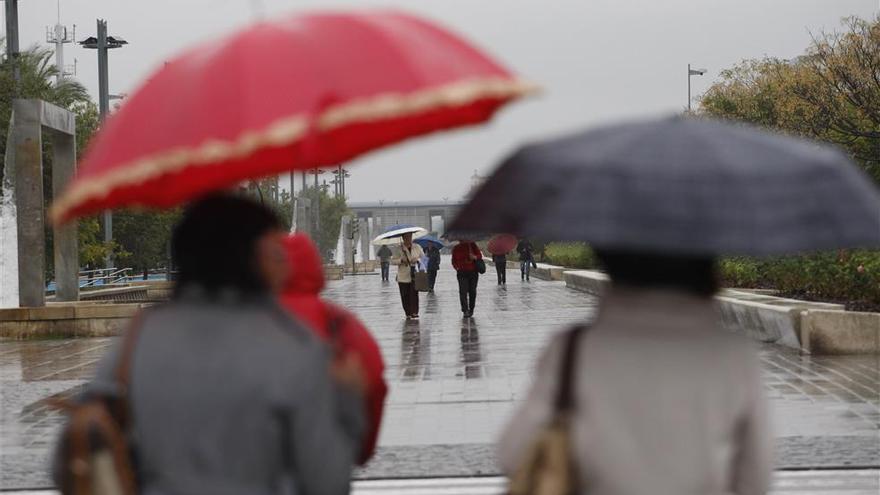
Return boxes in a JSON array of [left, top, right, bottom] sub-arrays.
[[1, 260, 878, 489]]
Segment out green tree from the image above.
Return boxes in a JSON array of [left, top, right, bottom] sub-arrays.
[[699, 16, 880, 182], [113, 210, 181, 278], [302, 185, 349, 259], [1, 42, 115, 279]]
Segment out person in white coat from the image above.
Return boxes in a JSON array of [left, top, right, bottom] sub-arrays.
[[498, 250, 772, 495]]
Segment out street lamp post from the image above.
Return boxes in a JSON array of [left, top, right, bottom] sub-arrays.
[[5, 0, 21, 93], [81, 20, 127, 268], [687, 64, 707, 113]]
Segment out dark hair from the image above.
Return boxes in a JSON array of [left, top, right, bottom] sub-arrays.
[[596, 249, 719, 297], [172, 194, 282, 296]]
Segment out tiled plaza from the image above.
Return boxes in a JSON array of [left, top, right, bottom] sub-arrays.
[[1, 260, 878, 490]]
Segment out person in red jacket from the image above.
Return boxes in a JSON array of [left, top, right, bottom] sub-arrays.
[[278, 233, 388, 465], [451, 240, 483, 318]]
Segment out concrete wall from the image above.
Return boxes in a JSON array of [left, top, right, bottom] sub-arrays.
[[0, 303, 146, 338], [561, 270, 880, 355]]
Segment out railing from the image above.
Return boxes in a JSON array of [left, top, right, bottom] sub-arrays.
[[78, 267, 134, 289]]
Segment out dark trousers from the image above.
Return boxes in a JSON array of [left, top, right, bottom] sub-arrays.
[[428, 269, 438, 290], [495, 263, 506, 284], [398, 282, 419, 315], [380, 261, 390, 281], [457, 271, 479, 314]]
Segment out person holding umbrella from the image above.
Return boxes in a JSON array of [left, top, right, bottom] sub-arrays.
[[488, 234, 517, 285], [426, 244, 442, 291], [397, 232, 425, 319], [451, 240, 484, 318], [450, 117, 880, 494], [415, 236, 445, 292], [54, 195, 367, 495]]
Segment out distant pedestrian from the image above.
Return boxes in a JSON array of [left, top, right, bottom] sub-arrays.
[[516, 238, 536, 281], [377, 245, 392, 281], [452, 240, 483, 317], [492, 253, 507, 285], [499, 250, 771, 495], [396, 233, 424, 319], [53, 195, 366, 495], [426, 244, 441, 291]]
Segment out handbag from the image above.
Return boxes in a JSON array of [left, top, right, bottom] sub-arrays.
[[508, 325, 589, 495], [52, 314, 146, 495], [471, 244, 486, 274], [413, 271, 430, 292]]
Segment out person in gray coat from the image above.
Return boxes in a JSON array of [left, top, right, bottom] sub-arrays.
[[58, 195, 365, 495], [498, 251, 772, 495]]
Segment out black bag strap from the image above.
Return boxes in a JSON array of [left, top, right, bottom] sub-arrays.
[[555, 325, 590, 413]]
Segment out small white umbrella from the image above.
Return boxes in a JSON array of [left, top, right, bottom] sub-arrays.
[[372, 224, 428, 246]]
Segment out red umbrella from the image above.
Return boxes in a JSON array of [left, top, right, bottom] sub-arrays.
[[50, 11, 535, 223], [487, 234, 518, 255]]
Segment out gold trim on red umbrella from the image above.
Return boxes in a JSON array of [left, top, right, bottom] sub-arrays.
[[50, 77, 538, 224]]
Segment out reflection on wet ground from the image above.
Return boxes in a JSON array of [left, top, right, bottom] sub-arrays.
[[1, 257, 878, 488]]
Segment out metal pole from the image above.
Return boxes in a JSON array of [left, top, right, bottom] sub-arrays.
[[314, 168, 320, 240], [5, 0, 20, 92], [96, 20, 114, 267], [687, 63, 692, 113]]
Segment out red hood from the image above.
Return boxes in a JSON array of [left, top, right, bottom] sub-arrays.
[[282, 234, 325, 294]]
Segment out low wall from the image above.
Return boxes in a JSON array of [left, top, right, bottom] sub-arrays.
[[802, 310, 880, 354], [0, 303, 148, 339], [562, 270, 879, 355], [325, 265, 344, 281], [485, 259, 566, 281]]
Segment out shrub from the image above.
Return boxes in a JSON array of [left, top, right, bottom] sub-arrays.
[[719, 250, 880, 311], [543, 242, 597, 269]]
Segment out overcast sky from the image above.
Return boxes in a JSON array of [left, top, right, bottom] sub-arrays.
[[5, 0, 878, 202]]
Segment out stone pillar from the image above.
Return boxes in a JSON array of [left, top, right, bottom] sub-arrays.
[[51, 131, 78, 302], [359, 218, 370, 262], [11, 100, 45, 307]]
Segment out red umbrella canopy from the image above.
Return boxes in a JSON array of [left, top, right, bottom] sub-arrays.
[[487, 234, 518, 255], [51, 10, 535, 223]]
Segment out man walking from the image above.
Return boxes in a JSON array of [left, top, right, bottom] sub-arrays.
[[516, 238, 536, 281], [452, 240, 483, 318], [426, 244, 441, 292], [377, 245, 392, 282]]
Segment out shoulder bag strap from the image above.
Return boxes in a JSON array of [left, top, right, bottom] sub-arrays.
[[555, 325, 590, 413], [113, 311, 147, 428]]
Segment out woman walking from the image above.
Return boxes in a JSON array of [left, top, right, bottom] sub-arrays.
[[397, 232, 424, 319], [451, 240, 483, 318]]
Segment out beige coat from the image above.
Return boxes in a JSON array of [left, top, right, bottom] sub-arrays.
[[498, 287, 772, 495], [396, 243, 424, 283]]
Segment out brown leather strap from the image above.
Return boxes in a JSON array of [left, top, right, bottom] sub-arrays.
[[555, 325, 589, 413], [112, 311, 147, 429]]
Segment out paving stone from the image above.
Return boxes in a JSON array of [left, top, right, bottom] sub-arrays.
[[1, 259, 878, 489]]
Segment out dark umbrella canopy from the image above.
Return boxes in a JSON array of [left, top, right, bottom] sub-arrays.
[[449, 117, 880, 256], [414, 236, 445, 250]]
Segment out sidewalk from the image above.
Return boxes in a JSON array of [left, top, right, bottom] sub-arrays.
[[1, 259, 878, 489]]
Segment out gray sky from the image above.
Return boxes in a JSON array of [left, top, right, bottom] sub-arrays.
[[5, 0, 879, 202]]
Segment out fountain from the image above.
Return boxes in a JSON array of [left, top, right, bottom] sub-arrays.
[[0, 134, 20, 308]]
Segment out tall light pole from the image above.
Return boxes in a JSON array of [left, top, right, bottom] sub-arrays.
[[5, 0, 20, 93], [81, 20, 127, 268], [687, 64, 707, 113]]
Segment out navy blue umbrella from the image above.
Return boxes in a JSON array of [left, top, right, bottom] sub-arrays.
[[414, 235, 445, 250]]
